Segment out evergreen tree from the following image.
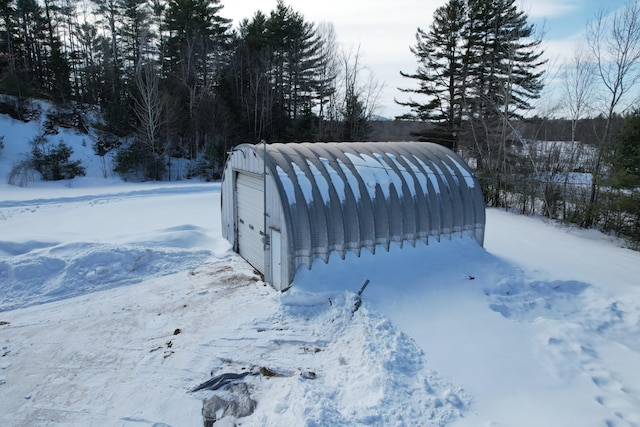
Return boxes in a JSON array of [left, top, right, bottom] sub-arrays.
[[610, 109, 640, 242], [164, 0, 231, 86], [464, 0, 544, 121], [31, 138, 86, 180], [399, 0, 544, 151], [9, 0, 52, 97], [613, 109, 640, 189], [42, 0, 70, 102], [0, 0, 20, 93], [0, 0, 72, 101], [73, 20, 102, 104], [266, 0, 323, 137], [91, 0, 132, 133], [397, 0, 468, 149], [218, 11, 273, 141], [120, 0, 153, 72], [163, 0, 231, 158], [219, 2, 329, 142]]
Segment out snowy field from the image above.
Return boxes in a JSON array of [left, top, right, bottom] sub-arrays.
[[1, 110, 640, 426]]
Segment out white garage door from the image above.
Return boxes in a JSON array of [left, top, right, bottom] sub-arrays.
[[236, 172, 265, 272]]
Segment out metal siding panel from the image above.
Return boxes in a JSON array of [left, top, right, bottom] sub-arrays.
[[406, 151, 431, 242], [316, 146, 361, 255], [435, 151, 465, 236], [407, 151, 441, 240], [331, 151, 363, 253], [294, 145, 330, 262], [382, 149, 416, 243], [336, 145, 376, 251], [422, 149, 453, 237], [263, 149, 297, 286], [443, 154, 474, 237], [443, 153, 485, 244], [305, 147, 346, 257], [375, 151, 404, 243], [387, 146, 419, 244], [354, 147, 388, 250], [274, 148, 313, 270], [373, 185, 390, 249]]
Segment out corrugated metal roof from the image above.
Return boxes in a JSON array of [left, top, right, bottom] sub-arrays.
[[262, 141, 485, 269]]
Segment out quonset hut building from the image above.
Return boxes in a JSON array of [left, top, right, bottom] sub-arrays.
[[221, 141, 485, 291]]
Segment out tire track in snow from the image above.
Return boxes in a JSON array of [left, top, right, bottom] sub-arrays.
[[0, 183, 219, 209]]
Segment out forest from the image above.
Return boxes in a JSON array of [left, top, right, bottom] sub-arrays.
[[0, 0, 639, 244], [1, 0, 377, 176]]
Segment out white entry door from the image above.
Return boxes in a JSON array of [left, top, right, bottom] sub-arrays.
[[236, 172, 265, 272], [270, 229, 282, 289]]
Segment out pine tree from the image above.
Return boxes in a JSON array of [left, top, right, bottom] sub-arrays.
[[0, 0, 20, 93], [465, 0, 545, 206], [164, 0, 230, 87], [163, 0, 231, 158], [219, 2, 328, 142], [397, 0, 468, 149], [464, 0, 545, 121], [120, 0, 153, 72], [399, 0, 545, 153], [266, 0, 324, 139], [613, 110, 640, 189], [74, 21, 102, 104], [91, 0, 132, 133], [219, 11, 273, 141], [42, 0, 70, 102], [11, 0, 50, 97], [610, 110, 640, 242]]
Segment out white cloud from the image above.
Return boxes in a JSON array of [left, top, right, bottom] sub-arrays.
[[518, 0, 581, 18]]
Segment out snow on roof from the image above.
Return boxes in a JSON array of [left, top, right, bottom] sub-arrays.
[[264, 142, 485, 265]]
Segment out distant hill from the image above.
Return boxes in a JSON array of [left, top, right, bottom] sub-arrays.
[[368, 120, 433, 142]]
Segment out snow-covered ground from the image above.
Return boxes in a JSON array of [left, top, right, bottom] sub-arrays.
[[1, 109, 640, 426]]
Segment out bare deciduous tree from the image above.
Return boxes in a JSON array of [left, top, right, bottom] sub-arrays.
[[339, 45, 383, 141], [133, 64, 165, 178], [563, 43, 596, 142], [556, 44, 595, 219], [586, 0, 640, 225], [315, 22, 339, 121], [134, 65, 163, 153]]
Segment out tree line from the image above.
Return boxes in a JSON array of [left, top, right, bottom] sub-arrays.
[[0, 0, 379, 179]]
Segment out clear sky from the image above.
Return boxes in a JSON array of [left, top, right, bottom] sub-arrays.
[[221, 0, 630, 119]]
